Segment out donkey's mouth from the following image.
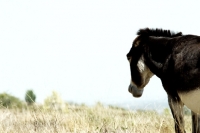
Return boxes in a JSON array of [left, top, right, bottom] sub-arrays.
[[128, 84, 143, 97]]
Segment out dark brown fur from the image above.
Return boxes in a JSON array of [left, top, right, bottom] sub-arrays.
[[127, 28, 200, 133]]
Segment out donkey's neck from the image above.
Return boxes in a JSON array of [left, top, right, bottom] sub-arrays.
[[148, 37, 172, 62], [143, 37, 173, 77]]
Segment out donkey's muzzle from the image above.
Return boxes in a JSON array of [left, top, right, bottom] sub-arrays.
[[128, 84, 143, 97]]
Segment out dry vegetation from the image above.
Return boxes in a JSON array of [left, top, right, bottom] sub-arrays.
[[0, 103, 192, 133]]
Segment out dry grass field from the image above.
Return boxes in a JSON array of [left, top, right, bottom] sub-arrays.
[[0, 103, 192, 133]]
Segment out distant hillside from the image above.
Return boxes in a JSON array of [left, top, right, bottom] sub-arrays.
[[109, 99, 169, 112]]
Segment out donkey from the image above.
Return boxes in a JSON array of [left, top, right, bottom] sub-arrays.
[[127, 28, 200, 133]]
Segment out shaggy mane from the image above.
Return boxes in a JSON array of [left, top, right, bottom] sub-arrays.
[[137, 28, 182, 37]]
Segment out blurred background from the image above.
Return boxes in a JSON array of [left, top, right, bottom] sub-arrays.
[[0, 1, 199, 110]]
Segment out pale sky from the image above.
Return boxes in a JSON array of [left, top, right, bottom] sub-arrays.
[[0, 1, 200, 107]]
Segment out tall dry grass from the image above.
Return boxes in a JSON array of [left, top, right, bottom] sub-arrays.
[[0, 103, 192, 133]]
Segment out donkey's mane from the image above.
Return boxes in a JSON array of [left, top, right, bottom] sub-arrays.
[[137, 28, 182, 37]]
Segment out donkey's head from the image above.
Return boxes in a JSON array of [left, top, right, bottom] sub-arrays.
[[127, 28, 182, 97], [127, 36, 153, 97]]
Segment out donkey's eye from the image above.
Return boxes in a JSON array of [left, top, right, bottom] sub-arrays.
[[127, 57, 132, 61]]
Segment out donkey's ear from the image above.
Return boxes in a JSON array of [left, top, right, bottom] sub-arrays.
[[133, 36, 141, 47], [134, 40, 140, 47]]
